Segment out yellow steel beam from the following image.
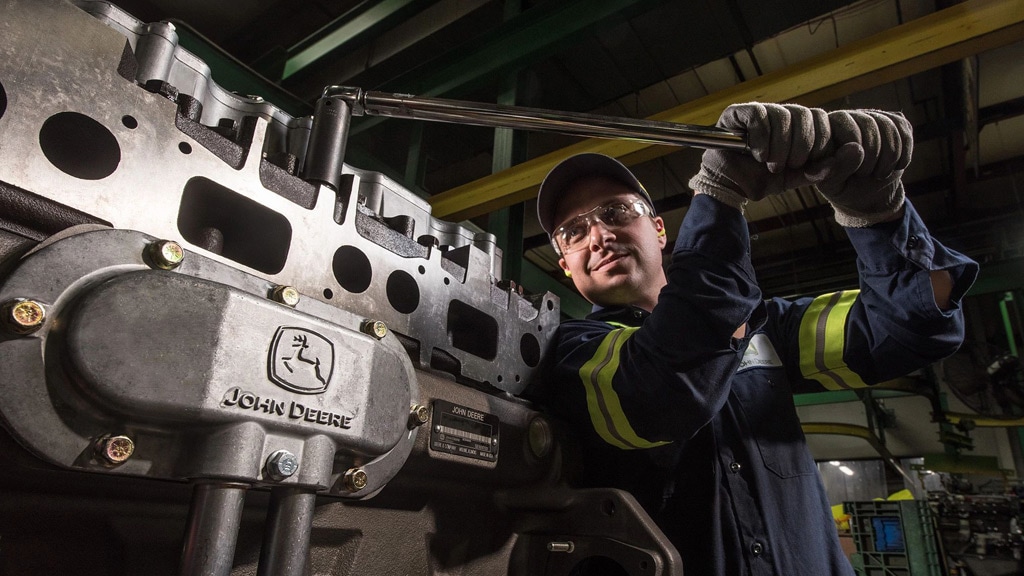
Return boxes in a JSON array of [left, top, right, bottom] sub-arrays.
[[429, 0, 1024, 221]]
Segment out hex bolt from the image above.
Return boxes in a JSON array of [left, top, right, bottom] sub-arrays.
[[96, 435, 135, 465], [360, 320, 388, 340], [343, 468, 368, 492], [409, 404, 430, 428], [266, 449, 299, 480], [4, 299, 46, 334], [146, 240, 184, 269], [271, 285, 300, 307]]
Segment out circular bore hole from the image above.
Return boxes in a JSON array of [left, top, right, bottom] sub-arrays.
[[546, 300, 554, 311], [520, 333, 541, 368], [333, 246, 372, 294], [515, 375, 521, 382], [443, 277, 450, 286], [418, 265, 426, 274], [0, 81, 7, 120], [497, 375, 504, 383], [38, 111, 120, 180], [386, 270, 419, 314], [323, 288, 334, 299], [121, 115, 138, 129], [179, 142, 192, 154]]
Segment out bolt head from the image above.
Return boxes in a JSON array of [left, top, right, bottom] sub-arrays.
[[411, 404, 430, 426], [5, 300, 46, 333], [148, 240, 184, 269], [344, 468, 368, 492], [97, 435, 134, 465], [361, 320, 387, 339], [266, 450, 299, 480], [272, 286, 300, 307]]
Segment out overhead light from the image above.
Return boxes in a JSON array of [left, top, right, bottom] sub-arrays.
[[839, 465, 855, 476], [829, 461, 841, 466]]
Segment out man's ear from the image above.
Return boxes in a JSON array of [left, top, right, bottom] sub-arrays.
[[654, 217, 667, 248], [558, 258, 571, 278]]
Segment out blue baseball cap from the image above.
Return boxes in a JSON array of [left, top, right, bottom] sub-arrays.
[[536, 153, 655, 235]]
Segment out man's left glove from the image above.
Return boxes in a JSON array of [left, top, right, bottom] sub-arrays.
[[813, 110, 912, 227], [688, 103, 832, 210]]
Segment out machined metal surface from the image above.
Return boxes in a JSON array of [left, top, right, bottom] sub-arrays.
[[0, 2, 683, 575], [1, 0, 558, 395]]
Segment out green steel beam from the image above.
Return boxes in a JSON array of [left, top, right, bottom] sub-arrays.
[[349, 0, 664, 136], [282, 0, 431, 80]]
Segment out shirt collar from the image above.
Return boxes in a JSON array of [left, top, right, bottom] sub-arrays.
[[586, 304, 650, 326]]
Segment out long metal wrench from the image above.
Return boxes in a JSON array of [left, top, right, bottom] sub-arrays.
[[325, 86, 748, 152]]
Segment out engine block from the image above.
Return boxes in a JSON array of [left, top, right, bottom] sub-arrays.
[[0, 1, 680, 575]]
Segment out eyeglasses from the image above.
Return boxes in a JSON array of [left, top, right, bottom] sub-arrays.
[[551, 198, 653, 255]]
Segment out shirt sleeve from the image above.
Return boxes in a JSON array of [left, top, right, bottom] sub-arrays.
[[545, 195, 766, 448], [770, 199, 979, 392]]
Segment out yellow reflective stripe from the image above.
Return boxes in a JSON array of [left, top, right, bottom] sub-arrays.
[[798, 290, 868, 390], [578, 327, 671, 450]]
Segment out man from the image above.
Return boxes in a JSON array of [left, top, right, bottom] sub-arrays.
[[531, 103, 978, 575]]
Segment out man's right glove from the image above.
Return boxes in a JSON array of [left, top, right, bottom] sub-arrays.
[[813, 110, 913, 227], [688, 102, 833, 210]]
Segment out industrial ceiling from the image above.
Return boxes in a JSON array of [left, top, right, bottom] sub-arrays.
[[109, 0, 1024, 316]]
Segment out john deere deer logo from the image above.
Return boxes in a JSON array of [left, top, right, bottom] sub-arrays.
[[268, 327, 335, 394]]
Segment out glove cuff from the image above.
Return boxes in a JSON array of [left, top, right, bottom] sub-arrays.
[[829, 180, 906, 228], [688, 169, 748, 212]]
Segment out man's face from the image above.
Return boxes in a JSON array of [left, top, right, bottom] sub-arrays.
[[553, 175, 667, 309]]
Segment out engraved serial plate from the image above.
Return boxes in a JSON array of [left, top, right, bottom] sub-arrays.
[[430, 400, 499, 462]]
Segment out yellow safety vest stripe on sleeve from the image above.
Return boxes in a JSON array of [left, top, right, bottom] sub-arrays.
[[578, 326, 672, 450], [798, 290, 868, 390]]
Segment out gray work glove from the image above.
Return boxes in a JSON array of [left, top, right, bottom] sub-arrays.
[[813, 110, 912, 227], [688, 103, 833, 210]]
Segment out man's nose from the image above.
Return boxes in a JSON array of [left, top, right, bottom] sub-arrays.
[[587, 220, 615, 250]]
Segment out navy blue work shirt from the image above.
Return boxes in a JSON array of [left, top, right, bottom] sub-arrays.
[[531, 194, 978, 575]]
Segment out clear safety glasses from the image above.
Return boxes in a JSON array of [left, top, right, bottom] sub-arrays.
[[551, 198, 653, 255]]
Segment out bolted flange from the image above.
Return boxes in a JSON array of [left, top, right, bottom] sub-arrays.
[[4, 299, 46, 334]]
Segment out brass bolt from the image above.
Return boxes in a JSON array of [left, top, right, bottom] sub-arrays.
[[147, 240, 184, 269], [410, 404, 430, 427], [343, 467, 368, 492], [5, 299, 46, 334], [271, 285, 300, 307], [360, 320, 387, 340], [96, 435, 135, 465]]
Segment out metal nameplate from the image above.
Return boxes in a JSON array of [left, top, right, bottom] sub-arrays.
[[429, 400, 499, 462]]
